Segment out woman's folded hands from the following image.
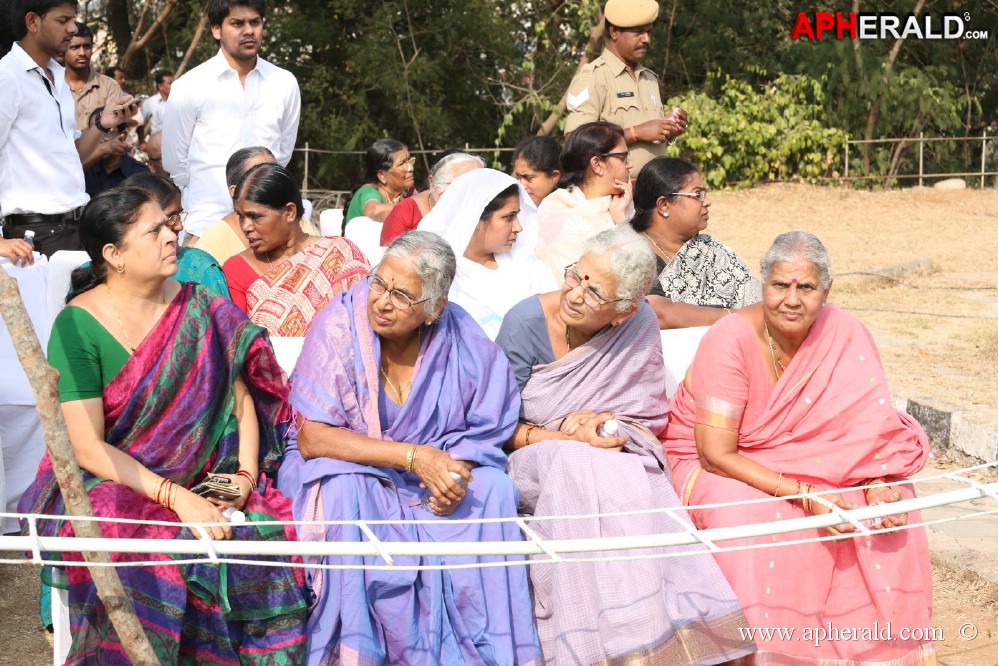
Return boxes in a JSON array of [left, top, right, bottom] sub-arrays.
[[412, 446, 474, 516]]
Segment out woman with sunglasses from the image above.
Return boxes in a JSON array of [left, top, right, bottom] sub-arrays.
[[277, 230, 542, 665], [533, 121, 634, 283], [496, 224, 754, 666], [632, 157, 761, 328], [343, 138, 416, 229]]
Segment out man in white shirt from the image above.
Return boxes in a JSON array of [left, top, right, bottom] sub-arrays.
[[138, 69, 172, 148], [163, 0, 301, 242], [0, 0, 138, 255]]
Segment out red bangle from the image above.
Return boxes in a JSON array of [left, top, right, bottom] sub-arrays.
[[236, 469, 257, 488], [154, 477, 169, 506]]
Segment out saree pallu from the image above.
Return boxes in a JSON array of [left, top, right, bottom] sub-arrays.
[[507, 301, 755, 666], [653, 233, 761, 308], [663, 306, 934, 665], [247, 236, 370, 336], [278, 280, 542, 666], [19, 283, 307, 665]]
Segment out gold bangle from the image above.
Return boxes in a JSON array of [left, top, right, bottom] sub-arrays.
[[802, 484, 812, 513], [524, 424, 537, 446], [629, 126, 638, 143], [773, 472, 783, 497], [404, 444, 419, 473]]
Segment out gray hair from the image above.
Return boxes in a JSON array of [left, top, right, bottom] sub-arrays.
[[430, 152, 486, 197], [381, 230, 457, 315], [760, 231, 832, 289], [580, 225, 657, 313], [226, 146, 275, 188]]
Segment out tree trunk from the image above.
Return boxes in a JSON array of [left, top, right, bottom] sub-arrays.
[[861, 0, 925, 175], [176, 15, 208, 77], [536, 12, 605, 136], [0, 269, 161, 666]]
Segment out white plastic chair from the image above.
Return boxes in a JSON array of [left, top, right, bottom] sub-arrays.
[[46, 250, 89, 326], [271, 336, 305, 377], [319, 208, 344, 237], [344, 216, 386, 265], [660, 326, 710, 398]]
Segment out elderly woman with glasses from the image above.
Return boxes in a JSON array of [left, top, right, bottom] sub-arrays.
[[533, 121, 634, 283], [631, 157, 761, 328], [277, 230, 542, 666], [343, 138, 416, 228], [496, 224, 754, 666]]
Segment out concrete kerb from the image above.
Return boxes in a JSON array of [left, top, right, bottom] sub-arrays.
[[892, 390, 998, 595]]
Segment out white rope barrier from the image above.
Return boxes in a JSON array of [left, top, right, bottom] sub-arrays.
[[1, 463, 994, 571]]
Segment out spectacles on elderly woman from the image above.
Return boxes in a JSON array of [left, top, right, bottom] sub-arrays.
[[671, 189, 709, 204], [166, 211, 187, 232], [563, 264, 630, 309], [368, 273, 429, 310], [394, 156, 417, 171]]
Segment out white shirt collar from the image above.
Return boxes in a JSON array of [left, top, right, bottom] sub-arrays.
[[205, 48, 274, 79], [11, 42, 65, 79]]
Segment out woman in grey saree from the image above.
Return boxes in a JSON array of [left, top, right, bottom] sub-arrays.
[[496, 225, 755, 666]]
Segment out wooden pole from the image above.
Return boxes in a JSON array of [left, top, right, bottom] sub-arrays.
[[0, 268, 161, 666]]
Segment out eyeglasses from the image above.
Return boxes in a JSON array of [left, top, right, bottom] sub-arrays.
[[563, 264, 630, 309], [166, 211, 187, 228], [394, 156, 417, 171], [368, 273, 429, 310], [671, 189, 709, 204], [600, 151, 631, 163]]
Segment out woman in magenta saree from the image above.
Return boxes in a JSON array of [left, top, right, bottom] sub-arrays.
[[277, 231, 542, 666], [18, 186, 307, 665], [662, 232, 934, 665]]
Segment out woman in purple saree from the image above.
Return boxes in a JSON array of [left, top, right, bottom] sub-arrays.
[[496, 225, 755, 665], [277, 230, 541, 666], [18, 186, 307, 664]]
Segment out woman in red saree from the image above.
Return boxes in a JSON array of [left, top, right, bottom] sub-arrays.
[[19, 185, 307, 664], [662, 231, 935, 665], [223, 162, 370, 336]]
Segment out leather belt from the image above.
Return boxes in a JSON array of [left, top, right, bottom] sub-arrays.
[[3, 206, 85, 228]]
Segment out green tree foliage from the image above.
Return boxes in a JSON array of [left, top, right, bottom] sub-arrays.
[[669, 72, 847, 188]]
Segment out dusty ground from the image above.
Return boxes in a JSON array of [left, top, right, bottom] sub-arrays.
[[3, 184, 997, 664]]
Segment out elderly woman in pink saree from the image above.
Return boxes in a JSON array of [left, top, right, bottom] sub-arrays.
[[662, 231, 934, 665], [496, 225, 755, 666]]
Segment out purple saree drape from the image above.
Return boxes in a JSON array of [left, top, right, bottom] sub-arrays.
[[278, 280, 542, 666], [505, 300, 755, 665]]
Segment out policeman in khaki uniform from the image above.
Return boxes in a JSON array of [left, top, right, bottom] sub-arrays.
[[564, 0, 688, 177]]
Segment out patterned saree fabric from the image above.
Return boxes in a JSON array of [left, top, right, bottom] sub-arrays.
[[19, 283, 307, 665], [663, 306, 935, 665], [246, 236, 370, 336]]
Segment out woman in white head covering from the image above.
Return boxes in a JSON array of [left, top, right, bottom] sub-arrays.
[[420, 168, 555, 339]]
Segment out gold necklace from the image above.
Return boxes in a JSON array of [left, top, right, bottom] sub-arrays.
[[765, 324, 787, 379], [565, 325, 573, 350], [643, 232, 672, 262], [380, 328, 421, 403], [106, 285, 136, 353]]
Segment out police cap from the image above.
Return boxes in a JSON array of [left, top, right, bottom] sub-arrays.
[[604, 0, 659, 28]]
